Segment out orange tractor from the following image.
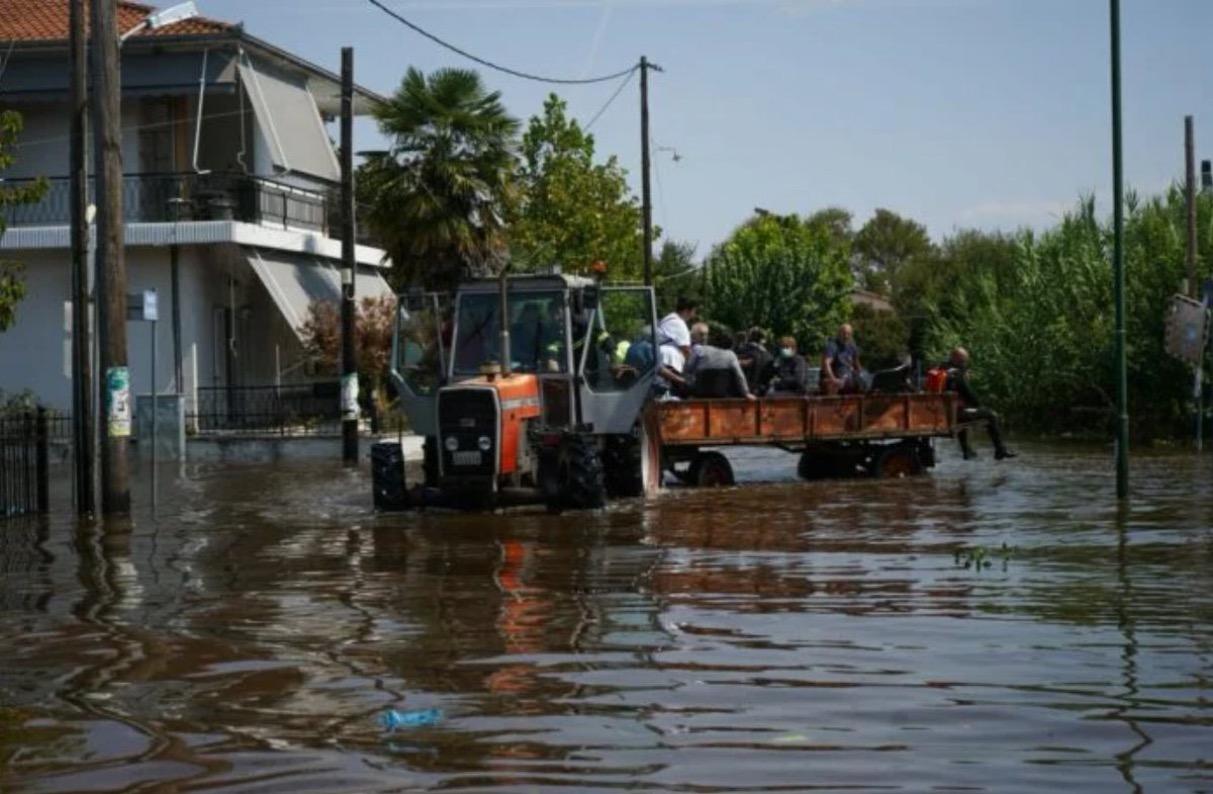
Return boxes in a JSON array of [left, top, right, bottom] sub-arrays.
[[372, 273, 659, 511]]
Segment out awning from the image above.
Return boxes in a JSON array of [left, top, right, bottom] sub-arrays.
[[236, 57, 341, 182], [243, 247, 395, 342]]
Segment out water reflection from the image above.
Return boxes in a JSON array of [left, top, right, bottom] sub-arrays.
[[0, 447, 1210, 791]]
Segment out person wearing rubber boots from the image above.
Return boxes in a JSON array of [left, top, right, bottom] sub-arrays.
[[945, 347, 1017, 461]]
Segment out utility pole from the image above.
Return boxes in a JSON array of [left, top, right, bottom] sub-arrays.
[[640, 56, 661, 286], [340, 47, 359, 464], [1185, 116, 1197, 298], [1110, 0, 1129, 500], [69, 0, 94, 514], [92, 0, 132, 515]]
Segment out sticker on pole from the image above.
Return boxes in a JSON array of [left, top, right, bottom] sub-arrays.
[[106, 366, 131, 437], [341, 373, 360, 421]]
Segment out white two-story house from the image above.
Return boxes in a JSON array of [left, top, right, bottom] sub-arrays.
[[0, 0, 393, 422]]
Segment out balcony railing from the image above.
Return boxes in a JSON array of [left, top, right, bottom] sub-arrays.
[[0, 171, 332, 233]]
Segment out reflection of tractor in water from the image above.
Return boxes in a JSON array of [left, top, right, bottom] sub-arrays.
[[372, 273, 658, 511]]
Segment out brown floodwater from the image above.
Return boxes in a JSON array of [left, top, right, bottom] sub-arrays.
[[1, 441, 1212, 793]]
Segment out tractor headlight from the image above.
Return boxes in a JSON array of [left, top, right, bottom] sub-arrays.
[[444, 436, 459, 452], [477, 436, 493, 451]]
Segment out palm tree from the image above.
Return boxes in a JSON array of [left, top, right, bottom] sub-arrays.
[[358, 68, 520, 292]]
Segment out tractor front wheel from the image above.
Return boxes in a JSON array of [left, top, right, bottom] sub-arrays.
[[547, 434, 607, 511]]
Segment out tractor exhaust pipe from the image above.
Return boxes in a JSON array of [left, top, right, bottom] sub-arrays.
[[498, 266, 511, 377]]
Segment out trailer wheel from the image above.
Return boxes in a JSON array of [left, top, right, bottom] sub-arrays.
[[603, 432, 643, 498], [550, 434, 606, 511], [872, 445, 923, 478], [690, 451, 735, 488], [797, 451, 833, 481]]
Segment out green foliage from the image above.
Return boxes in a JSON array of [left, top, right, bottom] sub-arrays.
[[703, 213, 853, 353], [0, 111, 48, 332], [510, 94, 646, 281], [920, 190, 1212, 439], [850, 302, 908, 371], [854, 208, 934, 296], [652, 239, 702, 316], [357, 68, 520, 293]]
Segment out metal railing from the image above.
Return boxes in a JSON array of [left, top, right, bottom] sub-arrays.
[[0, 171, 331, 232], [0, 410, 50, 518], [189, 382, 342, 436]]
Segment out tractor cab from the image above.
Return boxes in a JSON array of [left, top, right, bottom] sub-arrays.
[[384, 273, 658, 510]]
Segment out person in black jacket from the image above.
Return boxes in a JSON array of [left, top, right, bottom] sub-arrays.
[[766, 336, 809, 395], [736, 327, 773, 395], [945, 347, 1017, 461]]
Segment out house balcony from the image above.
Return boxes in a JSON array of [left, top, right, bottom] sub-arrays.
[[0, 171, 364, 238]]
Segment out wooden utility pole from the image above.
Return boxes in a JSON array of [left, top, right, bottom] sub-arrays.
[[340, 47, 359, 464], [70, 0, 94, 514], [92, 0, 132, 515], [639, 56, 660, 287], [1185, 116, 1197, 298]]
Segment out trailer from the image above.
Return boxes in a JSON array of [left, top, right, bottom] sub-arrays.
[[639, 391, 961, 491]]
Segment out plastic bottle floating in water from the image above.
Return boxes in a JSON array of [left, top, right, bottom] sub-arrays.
[[379, 708, 444, 732]]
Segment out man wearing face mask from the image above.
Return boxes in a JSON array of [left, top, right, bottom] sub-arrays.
[[766, 335, 809, 395], [945, 346, 1017, 461]]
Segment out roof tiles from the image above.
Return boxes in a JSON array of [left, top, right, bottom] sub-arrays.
[[0, 0, 232, 43]]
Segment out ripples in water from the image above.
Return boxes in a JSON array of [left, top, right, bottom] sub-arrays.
[[1, 443, 1211, 792]]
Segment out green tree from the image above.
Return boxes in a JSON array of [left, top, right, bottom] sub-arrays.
[[703, 212, 853, 352], [854, 208, 934, 296], [510, 94, 646, 280], [652, 239, 702, 316], [0, 111, 48, 331], [850, 302, 909, 371], [357, 67, 520, 293]]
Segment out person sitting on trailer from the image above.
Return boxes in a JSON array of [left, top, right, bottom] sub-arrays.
[[736, 326, 773, 395], [683, 322, 757, 400], [658, 296, 700, 360], [822, 323, 863, 394], [943, 346, 1017, 461], [651, 342, 688, 400], [765, 335, 809, 395]]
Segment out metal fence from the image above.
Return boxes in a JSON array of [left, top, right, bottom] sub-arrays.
[[0, 172, 331, 232], [189, 383, 342, 436], [0, 410, 50, 518]]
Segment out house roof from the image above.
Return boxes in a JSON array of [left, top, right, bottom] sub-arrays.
[[0, 0, 232, 42], [0, 0, 388, 113]]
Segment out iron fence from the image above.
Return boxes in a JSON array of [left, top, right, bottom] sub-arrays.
[[189, 383, 342, 436], [0, 172, 331, 232], [0, 410, 49, 518]]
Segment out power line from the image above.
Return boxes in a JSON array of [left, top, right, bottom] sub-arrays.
[[585, 68, 636, 131], [365, 0, 638, 85]]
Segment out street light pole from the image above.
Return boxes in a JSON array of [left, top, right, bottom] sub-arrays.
[[1110, 0, 1129, 499], [92, 0, 132, 516]]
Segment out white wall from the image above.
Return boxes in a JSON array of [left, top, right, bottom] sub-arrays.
[[0, 250, 73, 410]]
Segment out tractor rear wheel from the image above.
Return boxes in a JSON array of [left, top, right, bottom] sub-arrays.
[[603, 432, 643, 498]]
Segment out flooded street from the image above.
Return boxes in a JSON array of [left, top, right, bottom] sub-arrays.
[[2, 442, 1212, 793]]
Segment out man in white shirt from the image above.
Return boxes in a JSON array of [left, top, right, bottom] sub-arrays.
[[657, 296, 700, 360], [652, 343, 687, 399]]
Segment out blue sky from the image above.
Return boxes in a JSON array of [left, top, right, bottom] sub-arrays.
[[199, 0, 1213, 256]]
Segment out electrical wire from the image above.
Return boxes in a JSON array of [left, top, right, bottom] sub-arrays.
[[584, 68, 635, 131], [365, 0, 638, 85]]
